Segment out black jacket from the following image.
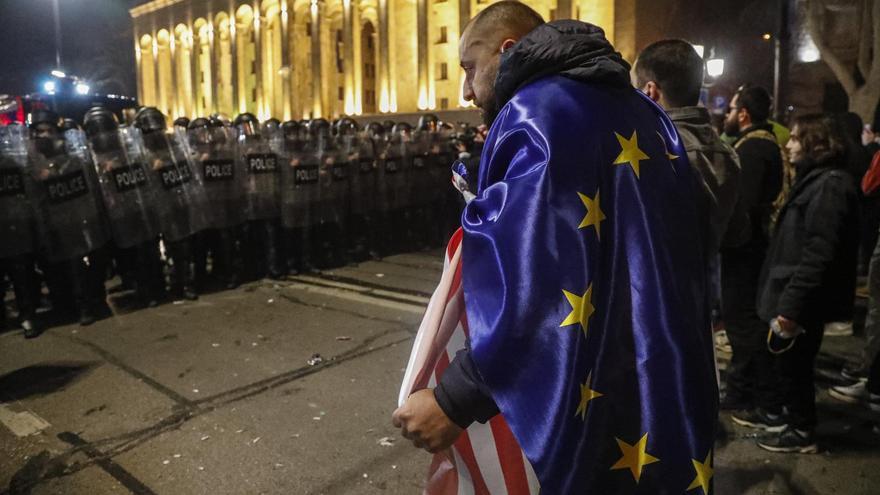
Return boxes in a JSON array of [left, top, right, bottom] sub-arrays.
[[434, 20, 629, 428], [756, 156, 860, 325], [722, 124, 784, 249]]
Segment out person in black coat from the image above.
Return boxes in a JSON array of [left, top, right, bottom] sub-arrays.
[[753, 114, 859, 453]]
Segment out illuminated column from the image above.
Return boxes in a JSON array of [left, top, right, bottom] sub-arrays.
[[134, 26, 144, 104], [378, 0, 390, 112], [417, 0, 428, 110], [458, 0, 469, 33], [556, 0, 572, 19], [152, 31, 161, 111], [310, 0, 323, 118], [208, 12, 219, 114], [281, 0, 292, 120], [342, 0, 355, 115], [253, 1, 265, 119], [169, 26, 180, 118], [229, 2, 239, 116]]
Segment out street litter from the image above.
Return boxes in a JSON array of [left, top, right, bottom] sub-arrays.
[[378, 437, 394, 447], [335, 336, 351, 341], [307, 353, 324, 366]]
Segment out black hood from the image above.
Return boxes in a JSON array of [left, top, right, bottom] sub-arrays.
[[494, 20, 631, 109]]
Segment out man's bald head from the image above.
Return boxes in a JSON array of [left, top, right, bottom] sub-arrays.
[[460, 1, 544, 126], [462, 1, 544, 49]]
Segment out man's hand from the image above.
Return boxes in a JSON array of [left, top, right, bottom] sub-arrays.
[[392, 389, 463, 453], [775, 315, 800, 338]]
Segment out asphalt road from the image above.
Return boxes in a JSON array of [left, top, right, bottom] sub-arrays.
[[1, 250, 879, 494]]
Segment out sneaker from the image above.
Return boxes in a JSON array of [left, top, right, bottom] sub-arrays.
[[829, 382, 880, 411], [731, 408, 788, 432], [21, 319, 41, 339], [841, 364, 869, 382], [824, 321, 854, 337], [714, 329, 732, 353], [829, 381, 868, 404], [757, 426, 818, 454]]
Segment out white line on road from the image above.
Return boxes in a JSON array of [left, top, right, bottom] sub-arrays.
[[0, 404, 51, 437], [285, 282, 428, 314]]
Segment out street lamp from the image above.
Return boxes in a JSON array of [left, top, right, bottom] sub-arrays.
[[75, 82, 90, 95], [706, 58, 725, 78]]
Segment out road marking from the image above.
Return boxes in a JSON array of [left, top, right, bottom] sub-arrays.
[[285, 282, 427, 314], [0, 404, 51, 437]]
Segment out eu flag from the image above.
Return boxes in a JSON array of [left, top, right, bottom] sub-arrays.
[[461, 75, 718, 493]]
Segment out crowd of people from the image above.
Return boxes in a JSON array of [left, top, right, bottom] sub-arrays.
[[634, 39, 880, 454], [0, 106, 486, 338]]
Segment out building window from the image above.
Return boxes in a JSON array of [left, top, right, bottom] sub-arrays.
[[437, 62, 448, 81], [437, 26, 447, 44], [306, 22, 311, 37], [339, 87, 344, 101], [440, 98, 449, 110]]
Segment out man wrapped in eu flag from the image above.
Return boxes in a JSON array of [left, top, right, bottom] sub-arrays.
[[393, 2, 718, 493]]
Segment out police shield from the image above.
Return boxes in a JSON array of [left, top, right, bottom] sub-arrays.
[[310, 120, 344, 227], [186, 122, 247, 230], [136, 128, 210, 242], [28, 127, 109, 262], [236, 120, 280, 221], [84, 110, 159, 249], [348, 128, 377, 218], [0, 125, 35, 259], [383, 124, 413, 214], [280, 121, 318, 230]]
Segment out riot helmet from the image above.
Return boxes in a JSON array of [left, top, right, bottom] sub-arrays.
[[173, 116, 190, 129], [416, 113, 439, 132], [83, 106, 121, 153], [28, 109, 63, 157], [234, 112, 260, 139], [60, 118, 81, 132], [134, 107, 168, 134]]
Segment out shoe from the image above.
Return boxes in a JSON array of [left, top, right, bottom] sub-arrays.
[[829, 381, 868, 403], [714, 329, 732, 353], [841, 364, 869, 382], [731, 408, 788, 432], [824, 321, 853, 337], [21, 319, 41, 339], [79, 310, 96, 326], [757, 426, 818, 454], [183, 288, 199, 301]]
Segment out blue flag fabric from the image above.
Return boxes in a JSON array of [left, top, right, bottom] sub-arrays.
[[461, 75, 718, 493]]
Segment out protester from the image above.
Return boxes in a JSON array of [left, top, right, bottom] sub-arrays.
[[720, 85, 785, 417], [393, 2, 716, 492], [754, 114, 859, 453], [633, 39, 741, 330]]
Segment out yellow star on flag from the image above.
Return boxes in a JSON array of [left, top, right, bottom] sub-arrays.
[[611, 433, 660, 483], [575, 371, 603, 421], [656, 131, 679, 161], [613, 130, 650, 178], [577, 191, 606, 238], [687, 451, 713, 494], [560, 284, 595, 337]]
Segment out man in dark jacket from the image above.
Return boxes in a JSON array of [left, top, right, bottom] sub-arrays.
[[720, 85, 786, 423], [755, 115, 859, 452], [634, 40, 741, 330]]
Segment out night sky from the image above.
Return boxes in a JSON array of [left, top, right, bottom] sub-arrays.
[[0, 0, 781, 107], [0, 0, 145, 97]]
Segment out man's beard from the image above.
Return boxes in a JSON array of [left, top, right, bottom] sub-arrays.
[[479, 98, 500, 128]]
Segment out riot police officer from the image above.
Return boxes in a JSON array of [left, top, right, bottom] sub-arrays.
[[187, 117, 245, 288], [0, 123, 40, 337], [135, 107, 209, 300], [84, 106, 163, 307], [29, 109, 111, 326], [280, 120, 318, 273], [234, 113, 283, 279]]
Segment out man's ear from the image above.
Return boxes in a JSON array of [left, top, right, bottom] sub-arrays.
[[499, 38, 516, 54], [643, 81, 661, 104]]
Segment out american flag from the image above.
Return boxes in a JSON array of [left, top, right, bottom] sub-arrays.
[[399, 228, 540, 495]]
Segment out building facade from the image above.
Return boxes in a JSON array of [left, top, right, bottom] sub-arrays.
[[130, 0, 635, 120]]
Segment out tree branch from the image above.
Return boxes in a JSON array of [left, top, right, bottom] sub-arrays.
[[806, 0, 857, 94], [857, 0, 872, 79]]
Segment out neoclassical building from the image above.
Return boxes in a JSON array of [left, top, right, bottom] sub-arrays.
[[131, 0, 635, 121]]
